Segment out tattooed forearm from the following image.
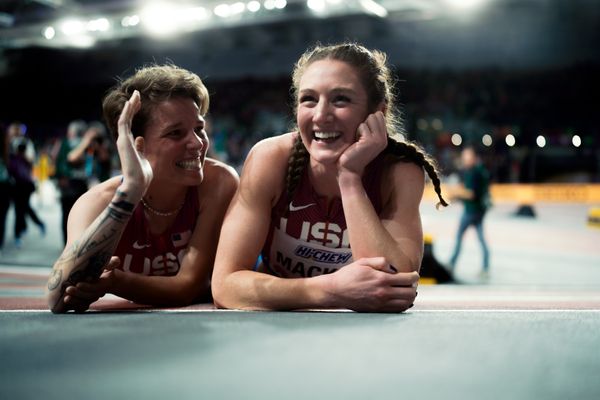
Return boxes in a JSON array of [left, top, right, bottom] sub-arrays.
[[62, 251, 112, 287], [47, 187, 137, 312], [75, 206, 130, 257], [49, 251, 113, 313], [47, 269, 62, 291], [111, 200, 135, 213], [108, 206, 131, 221]]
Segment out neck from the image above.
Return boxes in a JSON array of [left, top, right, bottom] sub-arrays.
[[142, 185, 188, 214], [308, 159, 341, 199]]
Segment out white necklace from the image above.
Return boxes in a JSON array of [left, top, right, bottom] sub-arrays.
[[141, 197, 184, 217]]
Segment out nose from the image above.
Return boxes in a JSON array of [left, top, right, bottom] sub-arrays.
[[313, 98, 333, 125], [187, 130, 206, 152]]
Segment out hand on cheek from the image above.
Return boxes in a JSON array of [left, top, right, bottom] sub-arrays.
[[339, 111, 387, 176]]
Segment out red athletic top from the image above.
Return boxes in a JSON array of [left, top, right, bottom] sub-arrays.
[[260, 155, 385, 278], [114, 188, 199, 276]]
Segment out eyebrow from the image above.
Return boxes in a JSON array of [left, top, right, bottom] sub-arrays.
[[299, 87, 359, 96], [161, 117, 204, 133]]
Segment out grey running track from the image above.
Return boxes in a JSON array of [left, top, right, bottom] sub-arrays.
[[1, 182, 599, 399]]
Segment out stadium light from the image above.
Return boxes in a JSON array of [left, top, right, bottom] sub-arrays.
[[43, 26, 55, 40], [60, 18, 85, 36], [141, 3, 180, 36], [274, 0, 287, 9], [307, 0, 326, 13], [444, 0, 487, 11], [247, 1, 261, 12], [190, 7, 209, 20], [231, 2, 246, 15], [451, 133, 462, 146], [536, 135, 546, 148], [214, 4, 232, 18], [572, 135, 582, 148], [121, 15, 140, 27], [482, 134, 492, 147], [505, 134, 516, 147], [87, 18, 110, 32], [431, 118, 443, 130], [264, 0, 277, 10], [359, 0, 388, 18]]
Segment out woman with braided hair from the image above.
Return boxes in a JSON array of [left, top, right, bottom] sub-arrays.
[[212, 43, 447, 312]]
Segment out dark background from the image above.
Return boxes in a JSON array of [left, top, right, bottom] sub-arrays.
[[1, 0, 599, 182]]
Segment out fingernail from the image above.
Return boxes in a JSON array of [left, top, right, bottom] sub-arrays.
[[389, 265, 398, 273]]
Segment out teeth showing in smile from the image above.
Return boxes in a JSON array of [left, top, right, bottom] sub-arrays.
[[314, 131, 341, 140], [176, 159, 201, 170]]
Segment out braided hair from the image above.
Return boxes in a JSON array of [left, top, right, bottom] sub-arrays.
[[287, 42, 448, 208]]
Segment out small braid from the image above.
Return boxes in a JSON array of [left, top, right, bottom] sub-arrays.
[[286, 134, 309, 198], [385, 138, 449, 209]]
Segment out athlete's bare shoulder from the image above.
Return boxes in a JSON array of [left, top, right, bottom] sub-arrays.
[[203, 157, 239, 184], [200, 157, 239, 202], [78, 176, 122, 208], [240, 132, 296, 206], [248, 132, 295, 163]]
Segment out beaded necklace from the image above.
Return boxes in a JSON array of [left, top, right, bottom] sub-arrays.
[[141, 197, 184, 217]]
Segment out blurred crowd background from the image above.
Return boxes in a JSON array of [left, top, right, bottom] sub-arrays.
[[1, 0, 599, 187]]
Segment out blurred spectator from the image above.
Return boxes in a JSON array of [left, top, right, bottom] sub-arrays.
[[448, 145, 492, 279], [8, 142, 46, 247], [54, 119, 89, 244], [0, 124, 12, 253], [84, 121, 114, 185], [7, 122, 36, 163]]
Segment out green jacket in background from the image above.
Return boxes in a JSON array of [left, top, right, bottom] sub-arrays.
[[462, 163, 491, 214]]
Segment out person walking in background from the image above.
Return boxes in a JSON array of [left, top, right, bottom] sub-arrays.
[[449, 145, 491, 280], [8, 142, 46, 247], [7, 122, 36, 163], [0, 124, 13, 254], [212, 43, 448, 313], [46, 64, 238, 313], [54, 120, 90, 245]]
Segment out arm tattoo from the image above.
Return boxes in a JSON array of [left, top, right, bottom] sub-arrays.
[[62, 251, 112, 287], [108, 205, 132, 221], [48, 200, 130, 298], [111, 200, 135, 213], [76, 209, 122, 257], [47, 269, 62, 291]]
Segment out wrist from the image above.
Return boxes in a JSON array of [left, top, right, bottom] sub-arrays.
[[311, 274, 339, 309], [337, 170, 364, 197], [115, 182, 144, 204]]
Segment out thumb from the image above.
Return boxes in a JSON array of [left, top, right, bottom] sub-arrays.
[[358, 257, 396, 274], [134, 136, 145, 155], [104, 256, 121, 272]]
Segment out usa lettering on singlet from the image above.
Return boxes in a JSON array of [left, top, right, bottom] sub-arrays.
[[262, 217, 353, 278], [121, 230, 192, 276], [114, 187, 199, 276], [260, 153, 385, 278]]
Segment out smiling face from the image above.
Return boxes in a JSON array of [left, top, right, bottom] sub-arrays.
[[143, 96, 209, 187], [296, 59, 370, 166]]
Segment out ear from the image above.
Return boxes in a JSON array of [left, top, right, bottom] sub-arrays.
[[375, 101, 387, 114]]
